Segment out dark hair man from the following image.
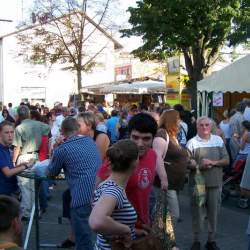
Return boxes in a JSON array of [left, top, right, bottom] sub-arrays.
[[97, 113, 166, 230], [0, 195, 23, 249], [47, 117, 101, 250], [106, 109, 120, 144]]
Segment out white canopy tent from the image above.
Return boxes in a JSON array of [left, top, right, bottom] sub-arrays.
[[197, 54, 250, 116], [100, 80, 166, 94]]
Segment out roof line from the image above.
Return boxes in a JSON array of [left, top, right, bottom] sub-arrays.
[[0, 11, 123, 49]]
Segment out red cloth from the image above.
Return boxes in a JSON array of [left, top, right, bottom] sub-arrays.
[[39, 135, 49, 161], [97, 148, 157, 226]]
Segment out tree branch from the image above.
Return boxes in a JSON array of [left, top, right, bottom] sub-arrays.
[[82, 42, 108, 69], [51, 19, 77, 66], [182, 47, 193, 77], [204, 45, 221, 69], [82, 0, 111, 44]]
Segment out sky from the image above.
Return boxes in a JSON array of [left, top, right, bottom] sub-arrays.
[[0, 0, 141, 51]]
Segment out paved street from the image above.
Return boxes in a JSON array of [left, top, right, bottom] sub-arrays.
[[25, 182, 249, 250], [176, 189, 249, 250]]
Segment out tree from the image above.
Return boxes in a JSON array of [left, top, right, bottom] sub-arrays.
[[17, 0, 118, 95], [122, 0, 250, 109]]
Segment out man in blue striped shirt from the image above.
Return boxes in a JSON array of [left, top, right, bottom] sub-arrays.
[[48, 117, 101, 250]]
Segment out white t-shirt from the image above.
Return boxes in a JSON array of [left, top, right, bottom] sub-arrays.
[[243, 106, 250, 121], [179, 121, 188, 145], [55, 114, 64, 129], [219, 121, 230, 139], [0, 114, 4, 122]]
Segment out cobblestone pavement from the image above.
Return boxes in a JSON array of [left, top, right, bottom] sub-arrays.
[[24, 183, 249, 250]]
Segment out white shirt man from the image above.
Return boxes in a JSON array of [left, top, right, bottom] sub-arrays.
[[187, 116, 229, 250]]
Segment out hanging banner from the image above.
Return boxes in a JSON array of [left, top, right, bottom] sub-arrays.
[[166, 57, 180, 90], [212, 92, 223, 107]]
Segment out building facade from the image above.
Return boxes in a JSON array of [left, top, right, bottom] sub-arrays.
[[0, 13, 122, 108]]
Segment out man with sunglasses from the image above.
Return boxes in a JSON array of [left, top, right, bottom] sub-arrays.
[[187, 116, 229, 250]]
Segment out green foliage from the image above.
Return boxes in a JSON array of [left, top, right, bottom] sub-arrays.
[[122, 0, 250, 108], [123, 0, 249, 58]]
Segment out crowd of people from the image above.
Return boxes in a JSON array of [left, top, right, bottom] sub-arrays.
[[0, 98, 250, 250]]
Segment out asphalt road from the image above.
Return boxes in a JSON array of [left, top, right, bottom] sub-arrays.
[[23, 182, 249, 250]]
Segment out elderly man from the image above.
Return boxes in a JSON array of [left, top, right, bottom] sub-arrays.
[[48, 117, 101, 250], [12, 105, 50, 219], [187, 116, 229, 250]]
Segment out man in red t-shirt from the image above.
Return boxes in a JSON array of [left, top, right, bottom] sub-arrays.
[[97, 112, 167, 226]]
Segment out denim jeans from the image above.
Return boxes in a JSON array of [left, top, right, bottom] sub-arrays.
[[62, 189, 71, 219], [71, 204, 93, 250], [39, 180, 49, 210], [248, 235, 250, 250]]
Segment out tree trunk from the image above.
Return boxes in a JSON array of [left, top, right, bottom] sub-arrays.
[[186, 80, 197, 112], [77, 69, 82, 94], [182, 47, 207, 113]]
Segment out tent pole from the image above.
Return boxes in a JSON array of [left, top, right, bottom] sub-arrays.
[[206, 92, 209, 116], [197, 92, 200, 117], [202, 92, 206, 116]]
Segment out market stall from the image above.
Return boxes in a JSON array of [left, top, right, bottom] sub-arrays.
[[197, 54, 250, 117]]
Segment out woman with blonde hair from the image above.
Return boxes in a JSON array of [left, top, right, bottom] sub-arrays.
[[77, 112, 110, 160]]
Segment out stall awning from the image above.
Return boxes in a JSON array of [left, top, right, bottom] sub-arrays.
[[198, 54, 250, 93], [100, 80, 166, 94]]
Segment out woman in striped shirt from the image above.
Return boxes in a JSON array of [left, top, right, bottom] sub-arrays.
[[89, 139, 139, 250]]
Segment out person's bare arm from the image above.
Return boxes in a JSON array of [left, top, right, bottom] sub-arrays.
[[95, 134, 110, 161], [241, 188, 250, 198], [239, 132, 249, 150], [1, 165, 26, 177], [152, 137, 168, 191], [12, 146, 21, 165], [1, 160, 34, 178], [89, 195, 131, 235], [202, 158, 229, 169]]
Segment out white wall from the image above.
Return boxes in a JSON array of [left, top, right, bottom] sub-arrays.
[[1, 22, 117, 108], [2, 35, 74, 107]]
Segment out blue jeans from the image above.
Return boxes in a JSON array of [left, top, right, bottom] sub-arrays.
[[248, 235, 250, 250], [71, 204, 93, 250], [39, 180, 49, 210]]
